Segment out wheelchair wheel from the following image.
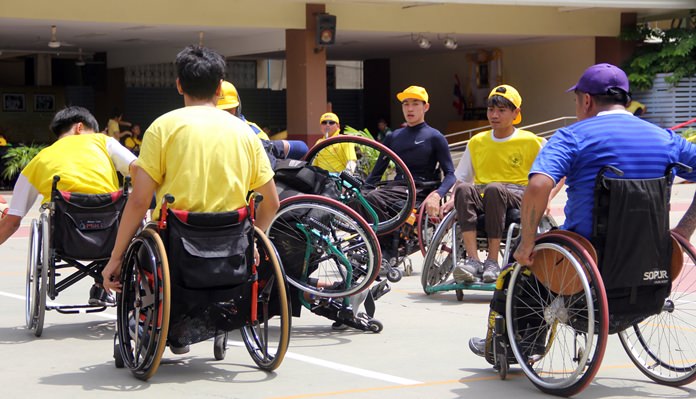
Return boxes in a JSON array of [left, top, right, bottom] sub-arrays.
[[25, 217, 48, 336], [417, 192, 445, 256], [213, 332, 228, 361], [506, 233, 609, 397], [617, 232, 696, 386], [240, 227, 291, 371], [116, 228, 171, 381], [421, 212, 461, 294], [303, 135, 416, 235], [267, 195, 380, 298]]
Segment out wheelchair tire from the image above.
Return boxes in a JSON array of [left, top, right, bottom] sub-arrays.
[[421, 211, 460, 295], [417, 193, 443, 256], [240, 227, 291, 371], [267, 195, 380, 298], [213, 332, 227, 361], [302, 135, 416, 236], [505, 233, 608, 397], [25, 219, 40, 331], [617, 232, 696, 386], [113, 333, 125, 368], [27, 214, 50, 337], [116, 227, 171, 381]]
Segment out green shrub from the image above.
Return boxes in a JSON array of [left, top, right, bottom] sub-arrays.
[[2, 144, 45, 180]]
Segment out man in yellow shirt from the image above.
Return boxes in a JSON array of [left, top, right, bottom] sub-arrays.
[[313, 112, 357, 173], [102, 47, 280, 340], [446, 85, 546, 284], [0, 106, 136, 305]]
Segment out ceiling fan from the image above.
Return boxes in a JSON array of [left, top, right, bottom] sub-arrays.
[[48, 25, 75, 48]]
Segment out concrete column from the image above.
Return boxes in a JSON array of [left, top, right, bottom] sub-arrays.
[[285, 3, 327, 145], [595, 13, 637, 67], [34, 54, 52, 86]]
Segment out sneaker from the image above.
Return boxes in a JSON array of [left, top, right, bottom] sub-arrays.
[[331, 321, 349, 331], [453, 258, 483, 283], [88, 284, 115, 306], [469, 337, 486, 357], [169, 343, 190, 355], [482, 260, 500, 283]]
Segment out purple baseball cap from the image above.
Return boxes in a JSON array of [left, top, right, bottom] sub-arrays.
[[566, 63, 630, 94]]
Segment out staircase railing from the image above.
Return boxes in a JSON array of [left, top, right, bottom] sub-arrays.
[[446, 116, 577, 164]]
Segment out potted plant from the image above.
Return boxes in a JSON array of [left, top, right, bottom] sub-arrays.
[[1, 144, 45, 181]]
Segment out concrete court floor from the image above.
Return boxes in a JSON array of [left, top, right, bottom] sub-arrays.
[[0, 185, 695, 399]]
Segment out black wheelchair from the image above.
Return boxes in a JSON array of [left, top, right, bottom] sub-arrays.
[[421, 205, 556, 301], [26, 175, 129, 337], [113, 194, 291, 380], [481, 164, 696, 395]]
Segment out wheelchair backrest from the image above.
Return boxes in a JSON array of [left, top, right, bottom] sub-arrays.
[[52, 189, 127, 260], [163, 208, 254, 290], [592, 168, 672, 324]]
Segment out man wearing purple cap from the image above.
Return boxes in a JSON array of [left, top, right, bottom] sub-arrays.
[[514, 63, 696, 263], [468, 63, 696, 358]]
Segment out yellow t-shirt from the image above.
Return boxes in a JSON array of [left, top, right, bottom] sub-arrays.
[[107, 119, 120, 139], [469, 129, 544, 186], [21, 134, 119, 202], [0, 136, 7, 146], [124, 136, 141, 151], [137, 106, 274, 217], [312, 132, 357, 173]]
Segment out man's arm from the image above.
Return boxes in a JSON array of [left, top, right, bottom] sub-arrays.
[[254, 179, 280, 232], [674, 190, 696, 239], [102, 165, 157, 293], [514, 173, 555, 265], [0, 215, 21, 246]]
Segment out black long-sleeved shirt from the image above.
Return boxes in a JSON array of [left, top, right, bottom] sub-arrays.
[[367, 122, 455, 197]]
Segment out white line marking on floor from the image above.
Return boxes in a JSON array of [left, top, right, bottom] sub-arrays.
[[0, 289, 423, 385]]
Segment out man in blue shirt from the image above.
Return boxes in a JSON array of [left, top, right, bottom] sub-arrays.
[[515, 63, 696, 266], [469, 63, 696, 357]]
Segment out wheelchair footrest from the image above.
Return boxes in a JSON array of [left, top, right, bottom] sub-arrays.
[[50, 304, 109, 314], [424, 281, 496, 294]]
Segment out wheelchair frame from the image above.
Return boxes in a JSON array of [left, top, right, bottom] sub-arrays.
[[266, 194, 384, 332], [486, 165, 696, 395], [421, 209, 556, 300], [25, 175, 129, 337], [114, 195, 291, 380]]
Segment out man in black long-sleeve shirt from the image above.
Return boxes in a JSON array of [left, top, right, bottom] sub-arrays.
[[365, 85, 455, 261]]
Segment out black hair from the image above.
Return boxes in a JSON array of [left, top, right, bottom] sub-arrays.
[[110, 108, 122, 119], [175, 45, 226, 100], [49, 106, 99, 138], [487, 95, 516, 110], [589, 88, 631, 107]]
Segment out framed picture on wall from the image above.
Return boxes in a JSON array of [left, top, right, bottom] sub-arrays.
[[34, 94, 55, 112], [3, 93, 26, 112]]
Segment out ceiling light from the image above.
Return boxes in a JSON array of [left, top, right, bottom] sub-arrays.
[[417, 36, 431, 49], [444, 37, 458, 50]]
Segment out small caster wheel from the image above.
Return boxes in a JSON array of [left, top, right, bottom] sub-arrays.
[[404, 260, 413, 276], [113, 333, 124, 369], [387, 268, 402, 283], [497, 353, 508, 380], [367, 320, 383, 333], [214, 332, 228, 361], [455, 289, 464, 301]]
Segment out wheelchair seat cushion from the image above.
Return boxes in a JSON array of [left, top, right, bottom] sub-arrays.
[[53, 190, 126, 260], [164, 208, 254, 290]]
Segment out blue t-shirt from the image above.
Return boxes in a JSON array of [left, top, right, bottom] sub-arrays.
[[368, 122, 455, 197], [532, 111, 696, 238]]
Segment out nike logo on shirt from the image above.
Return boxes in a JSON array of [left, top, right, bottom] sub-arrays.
[[415, 140, 425, 144]]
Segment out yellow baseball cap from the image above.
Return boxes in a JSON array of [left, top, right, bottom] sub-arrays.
[[396, 86, 429, 103], [320, 112, 340, 124], [217, 81, 240, 110], [488, 84, 522, 124]]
